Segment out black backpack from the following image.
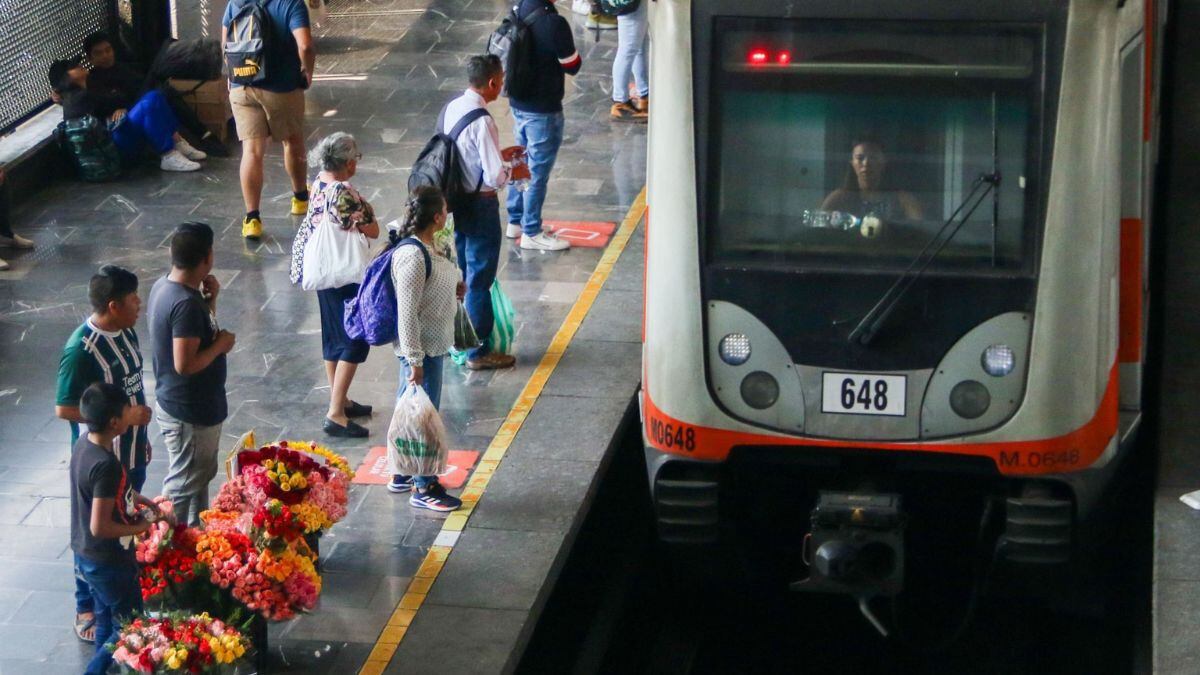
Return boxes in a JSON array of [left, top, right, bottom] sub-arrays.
[[407, 106, 490, 209], [224, 0, 272, 86], [486, 4, 550, 100]]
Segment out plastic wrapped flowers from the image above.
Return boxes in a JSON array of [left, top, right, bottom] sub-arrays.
[[110, 612, 250, 673], [214, 440, 352, 535]]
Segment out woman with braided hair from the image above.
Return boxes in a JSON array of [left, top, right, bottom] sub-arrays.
[[387, 186, 465, 512]]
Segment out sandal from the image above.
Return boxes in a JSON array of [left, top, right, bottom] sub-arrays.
[[75, 612, 96, 643]]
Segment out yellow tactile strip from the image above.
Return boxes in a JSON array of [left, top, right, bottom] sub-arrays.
[[359, 186, 647, 675]]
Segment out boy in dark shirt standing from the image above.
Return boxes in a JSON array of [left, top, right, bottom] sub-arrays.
[[504, 0, 582, 252], [71, 382, 164, 675]]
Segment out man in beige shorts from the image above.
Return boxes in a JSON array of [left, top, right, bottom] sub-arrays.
[[222, 0, 315, 240]]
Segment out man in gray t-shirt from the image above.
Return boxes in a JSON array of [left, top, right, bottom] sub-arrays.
[[147, 223, 235, 526]]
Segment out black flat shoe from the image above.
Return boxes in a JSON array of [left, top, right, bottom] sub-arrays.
[[344, 400, 373, 418], [323, 418, 369, 438]]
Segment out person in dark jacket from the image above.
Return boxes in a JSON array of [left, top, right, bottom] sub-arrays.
[[83, 32, 227, 158], [504, 0, 581, 252]]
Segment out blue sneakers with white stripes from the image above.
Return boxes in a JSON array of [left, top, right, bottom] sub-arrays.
[[409, 481, 462, 512]]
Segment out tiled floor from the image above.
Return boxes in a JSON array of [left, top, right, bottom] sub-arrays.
[[0, 0, 646, 671]]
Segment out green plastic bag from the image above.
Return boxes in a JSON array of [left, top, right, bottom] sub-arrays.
[[490, 280, 516, 355]]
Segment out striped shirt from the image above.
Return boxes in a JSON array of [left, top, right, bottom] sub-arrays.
[[56, 319, 149, 469]]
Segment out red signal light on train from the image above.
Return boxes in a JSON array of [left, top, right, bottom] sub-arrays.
[[777, 50, 792, 64], [748, 49, 769, 65]]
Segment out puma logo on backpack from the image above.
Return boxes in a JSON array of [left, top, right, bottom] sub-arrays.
[[225, 0, 272, 85]]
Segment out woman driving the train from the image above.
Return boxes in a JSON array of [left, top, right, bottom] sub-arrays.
[[821, 138, 924, 222]]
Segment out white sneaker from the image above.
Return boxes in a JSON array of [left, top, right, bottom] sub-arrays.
[[160, 150, 201, 172], [520, 231, 570, 251], [0, 257, 9, 271], [0, 233, 34, 249], [505, 223, 523, 239], [174, 139, 207, 161]]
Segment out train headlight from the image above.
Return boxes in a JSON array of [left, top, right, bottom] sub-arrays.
[[741, 371, 779, 409], [949, 380, 991, 419], [981, 344, 1015, 377], [719, 333, 752, 366]]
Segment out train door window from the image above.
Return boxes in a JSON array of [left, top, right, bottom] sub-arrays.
[[1118, 41, 1144, 221], [708, 20, 1043, 275]]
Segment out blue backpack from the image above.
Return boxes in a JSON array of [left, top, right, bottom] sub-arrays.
[[344, 238, 431, 346]]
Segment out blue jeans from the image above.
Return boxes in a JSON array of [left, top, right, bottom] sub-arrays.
[[76, 554, 142, 675], [75, 464, 145, 614], [506, 109, 565, 237], [612, 2, 649, 102], [397, 354, 445, 487], [110, 89, 180, 158], [454, 195, 501, 360]]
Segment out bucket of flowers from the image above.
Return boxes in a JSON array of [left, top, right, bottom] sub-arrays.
[[109, 612, 251, 673], [196, 507, 322, 623]]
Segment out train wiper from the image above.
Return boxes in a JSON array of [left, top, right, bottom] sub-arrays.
[[847, 172, 1001, 346]]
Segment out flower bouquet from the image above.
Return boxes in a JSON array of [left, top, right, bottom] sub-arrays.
[[219, 440, 352, 536], [110, 612, 250, 673], [136, 500, 201, 604], [196, 507, 321, 621]]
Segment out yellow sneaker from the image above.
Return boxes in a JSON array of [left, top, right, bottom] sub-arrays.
[[242, 216, 263, 240], [290, 196, 308, 216]]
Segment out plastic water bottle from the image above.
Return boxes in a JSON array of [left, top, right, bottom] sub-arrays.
[[509, 157, 530, 193]]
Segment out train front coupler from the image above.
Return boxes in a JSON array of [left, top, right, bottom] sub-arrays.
[[791, 491, 906, 635]]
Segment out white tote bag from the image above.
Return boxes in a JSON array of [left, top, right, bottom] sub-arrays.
[[300, 192, 371, 291]]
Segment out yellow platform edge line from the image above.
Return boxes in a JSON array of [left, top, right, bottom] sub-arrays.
[[358, 186, 646, 674]]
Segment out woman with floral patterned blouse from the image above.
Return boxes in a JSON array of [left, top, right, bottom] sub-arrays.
[[291, 132, 380, 438]]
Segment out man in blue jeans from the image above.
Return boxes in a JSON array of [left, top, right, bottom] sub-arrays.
[[55, 265, 153, 645], [445, 55, 531, 369], [504, 0, 582, 252]]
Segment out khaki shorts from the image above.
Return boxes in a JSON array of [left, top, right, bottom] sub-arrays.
[[229, 86, 306, 141]]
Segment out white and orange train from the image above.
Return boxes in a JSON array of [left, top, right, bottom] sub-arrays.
[[640, 0, 1164, 614]]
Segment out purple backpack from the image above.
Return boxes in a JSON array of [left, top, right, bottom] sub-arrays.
[[344, 238, 431, 346]]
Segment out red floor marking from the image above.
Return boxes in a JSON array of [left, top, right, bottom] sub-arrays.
[[538, 220, 617, 248], [353, 447, 480, 489]]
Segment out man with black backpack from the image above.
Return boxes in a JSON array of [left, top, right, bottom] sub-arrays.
[[493, 0, 582, 251], [441, 55, 529, 371], [222, 0, 315, 241]]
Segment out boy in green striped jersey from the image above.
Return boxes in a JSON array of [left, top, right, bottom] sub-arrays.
[[55, 264, 153, 644]]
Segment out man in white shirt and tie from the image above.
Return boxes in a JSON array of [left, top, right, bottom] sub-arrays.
[[442, 55, 530, 370]]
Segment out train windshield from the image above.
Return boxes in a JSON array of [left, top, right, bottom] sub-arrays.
[[709, 20, 1043, 274]]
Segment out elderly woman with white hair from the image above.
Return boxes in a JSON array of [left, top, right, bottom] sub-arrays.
[[290, 132, 380, 438]]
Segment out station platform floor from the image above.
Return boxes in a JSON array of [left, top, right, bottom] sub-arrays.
[[0, 0, 645, 672]]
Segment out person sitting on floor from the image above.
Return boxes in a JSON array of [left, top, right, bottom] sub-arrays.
[[48, 58, 204, 173], [83, 31, 227, 158]]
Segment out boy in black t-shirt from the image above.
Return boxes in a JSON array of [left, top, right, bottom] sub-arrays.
[[71, 382, 167, 675]]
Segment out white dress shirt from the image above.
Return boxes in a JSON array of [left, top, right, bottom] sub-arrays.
[[442, 89, 511, 192]]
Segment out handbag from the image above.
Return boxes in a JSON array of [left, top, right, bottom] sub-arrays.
[[300, 184, 371, 291]]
